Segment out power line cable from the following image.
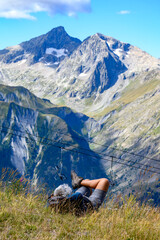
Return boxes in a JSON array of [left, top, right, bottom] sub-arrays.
[[1, 116, 160, 163], [1, 123, 160, 174], [1, 124, 160, 172], [1, 127, 160, 175]]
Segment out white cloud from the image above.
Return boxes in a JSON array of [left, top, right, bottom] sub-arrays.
[[118, 10, 131, 15], [0, 10, 36, 20], [0, 0, 91, 20]]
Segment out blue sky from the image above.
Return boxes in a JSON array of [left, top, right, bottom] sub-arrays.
[[0, 0, 159, 58]]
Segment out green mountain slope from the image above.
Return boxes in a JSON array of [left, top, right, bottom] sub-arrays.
[[88, 69, 160, 204]]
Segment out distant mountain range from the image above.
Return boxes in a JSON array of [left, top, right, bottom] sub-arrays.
[[0, 27, 160, 203], [0, 26, 159, 114]]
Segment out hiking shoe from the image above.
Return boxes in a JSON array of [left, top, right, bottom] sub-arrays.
[[71, 170, 83, 189]]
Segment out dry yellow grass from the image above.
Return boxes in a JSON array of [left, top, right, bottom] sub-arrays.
[[0, 183, 160, 240]]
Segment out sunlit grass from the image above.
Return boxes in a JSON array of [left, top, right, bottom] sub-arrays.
[[0, 175, 160, 240]]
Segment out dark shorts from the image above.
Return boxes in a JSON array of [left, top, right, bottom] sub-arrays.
[[76, 186, 107, 209]]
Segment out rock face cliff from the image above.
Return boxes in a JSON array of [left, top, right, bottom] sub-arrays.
[[0, 84, 105, 189]]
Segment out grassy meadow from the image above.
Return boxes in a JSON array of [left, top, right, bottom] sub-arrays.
[[0, 172, 159, 240]]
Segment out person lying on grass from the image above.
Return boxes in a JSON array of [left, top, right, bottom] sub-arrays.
[[48, 171, 110, 215]]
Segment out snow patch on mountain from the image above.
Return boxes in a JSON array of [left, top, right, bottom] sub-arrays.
[[45, 48, 68, 58], [114, 48, 124, 57]]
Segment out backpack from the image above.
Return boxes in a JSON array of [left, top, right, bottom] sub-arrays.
[[47, 194, 68, 212], [47, 193, 93, 216]]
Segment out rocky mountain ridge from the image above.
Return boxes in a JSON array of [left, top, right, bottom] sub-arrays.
[[0, 26, 81, 66], [0, 27, 159, 114]]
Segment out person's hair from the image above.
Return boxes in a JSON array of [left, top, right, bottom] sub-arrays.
[[54, 184, 72, 197]]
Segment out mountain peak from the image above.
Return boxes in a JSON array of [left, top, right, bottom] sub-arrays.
[[47, 26, 67, 36], [0, 26, 81, 66], [52, 26, 65, 31], [84, 33, 119, 49]]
